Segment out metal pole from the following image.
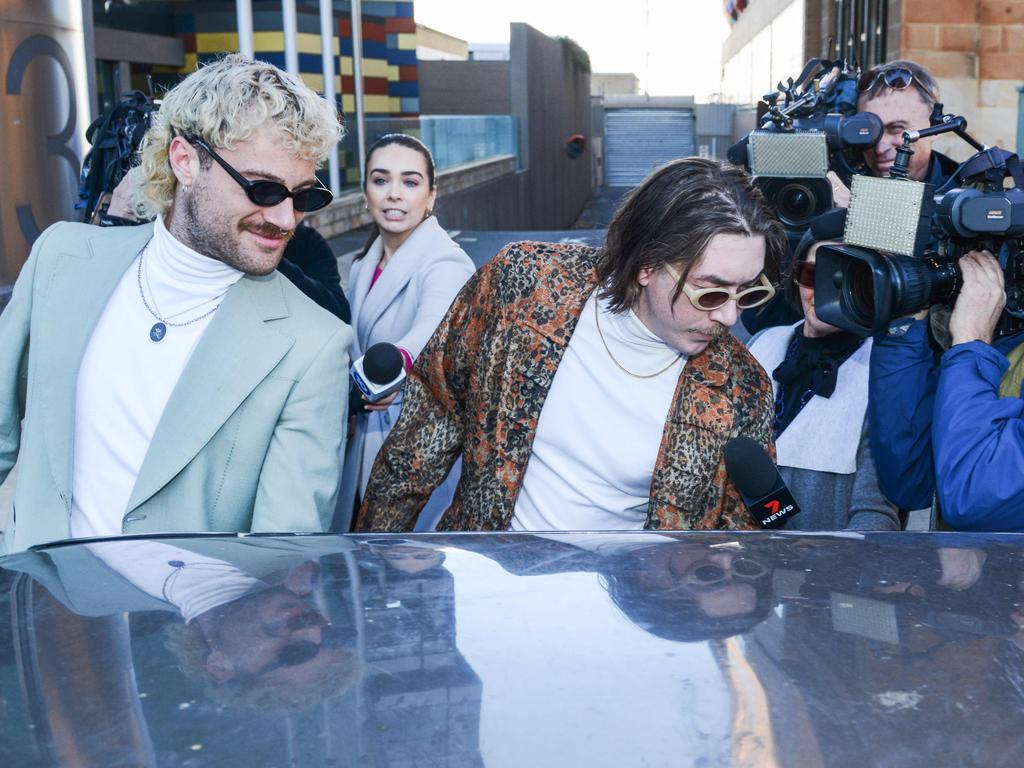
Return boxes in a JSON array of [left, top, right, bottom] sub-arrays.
[[236, 0, 254, 58], [1018, 85, 1024, 159], [350, 0, 367, 183], [282, 0, 299, 76], [320, 0, 341, 194]]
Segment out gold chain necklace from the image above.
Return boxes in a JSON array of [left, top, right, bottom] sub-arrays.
[[593, 297, 683, 379]]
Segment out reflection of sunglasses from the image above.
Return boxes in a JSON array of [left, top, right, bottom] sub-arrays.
[[256, 640, 321, 677], [680, 557, 768, 589], [793, 261, 816, 289], [188, 136, 334, 212], [857, 66, 936, 101], [663, 263, 776, 310], [380, 550, 438, 561]]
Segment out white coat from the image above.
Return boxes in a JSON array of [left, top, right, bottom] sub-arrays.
[[335, 215, 475, 530]]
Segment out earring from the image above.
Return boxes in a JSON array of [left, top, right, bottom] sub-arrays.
[[182, 185, 190, 194], [425, 208, 433, 218]]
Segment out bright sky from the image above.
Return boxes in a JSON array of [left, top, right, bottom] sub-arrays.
[[413, 0, 731, 100]]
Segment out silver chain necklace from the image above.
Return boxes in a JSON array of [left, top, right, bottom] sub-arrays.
[[137, 248, 225, 343]]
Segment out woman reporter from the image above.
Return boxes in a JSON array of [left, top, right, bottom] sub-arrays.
[[336, 134, 475, 531]]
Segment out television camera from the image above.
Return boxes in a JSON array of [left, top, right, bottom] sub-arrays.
[[814, 114, 1024, 338]]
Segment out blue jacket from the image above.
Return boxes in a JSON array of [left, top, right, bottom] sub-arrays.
[[869, 318, 1024, 527]]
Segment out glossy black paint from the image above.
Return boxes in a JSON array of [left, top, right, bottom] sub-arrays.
[[1, 531, 1023, 767]]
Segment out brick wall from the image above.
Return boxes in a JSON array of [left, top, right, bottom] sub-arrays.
[[899, 0, 1022, 160]]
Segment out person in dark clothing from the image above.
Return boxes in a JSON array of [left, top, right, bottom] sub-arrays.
[[748, 210, 899, 531], [277, 224, 350, 323], [857, 61, 1003, 516]]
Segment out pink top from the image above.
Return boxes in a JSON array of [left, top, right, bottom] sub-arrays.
[[368, 262, 413, 372]]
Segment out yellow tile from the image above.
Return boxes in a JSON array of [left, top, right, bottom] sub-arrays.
[[183, 53, 198, 73], [342, 94, 355, 113], [364, 94, 391, 113], [397, 33, 417, 51], [253, 31, 285, 51], [387, 65, 399, 81], [297, 33, 321, 55], [389, 97, 401, 112], [301, 72, 324, 91], [195, 33, 239, 53], [340, 57, 353, 76], [362, 58, 390, 78]]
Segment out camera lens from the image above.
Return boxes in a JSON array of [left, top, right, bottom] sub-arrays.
[[779, 185, 814, 221], [848, 260, 876, 320], [756, 177, 833, 230]]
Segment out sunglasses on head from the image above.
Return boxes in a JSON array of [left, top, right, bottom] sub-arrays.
[[858, 66, 935, 101], [663, 262, 776, 311], [793, 260, 816, 289], [187, 136, 334, 212]]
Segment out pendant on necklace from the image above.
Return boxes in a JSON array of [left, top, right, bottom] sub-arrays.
[[150, 322, 167, 343]]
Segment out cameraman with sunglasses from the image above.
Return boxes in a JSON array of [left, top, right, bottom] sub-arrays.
[[0, 55, 352, 552], [829, 61, 960, 206], [858, 61, 1024, 529], [357, 158, 788, 534]]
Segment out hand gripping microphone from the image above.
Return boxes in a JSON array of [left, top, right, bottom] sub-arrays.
[[723, 437, 801, 528], [351, 342, 407, 402]]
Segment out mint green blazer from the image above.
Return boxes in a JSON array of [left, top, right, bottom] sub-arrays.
[[0, 222, 352, 553]]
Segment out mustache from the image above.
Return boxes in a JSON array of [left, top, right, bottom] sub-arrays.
[[241, 221, 295, 240], [687, 325, 729, 338]]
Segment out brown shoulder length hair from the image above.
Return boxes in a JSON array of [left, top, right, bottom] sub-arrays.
[[597, 157, 786, 313]]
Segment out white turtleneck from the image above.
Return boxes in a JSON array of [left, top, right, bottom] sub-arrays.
[[71, 216, 243, 539], [510, 290, 687, 531]]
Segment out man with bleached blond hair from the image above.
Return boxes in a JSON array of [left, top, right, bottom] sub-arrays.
[[0, 54, 352, 552]]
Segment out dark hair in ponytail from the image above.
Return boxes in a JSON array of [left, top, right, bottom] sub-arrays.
[[355, 133, 437, 260]]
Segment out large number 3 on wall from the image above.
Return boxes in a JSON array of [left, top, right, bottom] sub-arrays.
[[5, 34, 78, 246]]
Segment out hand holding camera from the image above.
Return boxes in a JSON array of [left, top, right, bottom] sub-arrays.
[[949, 250, 1006, 346]]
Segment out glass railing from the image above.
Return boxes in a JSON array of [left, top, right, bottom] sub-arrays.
[[336, 115, 518, 190]]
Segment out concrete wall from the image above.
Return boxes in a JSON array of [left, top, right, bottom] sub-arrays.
[[417, 23, 593, 230], [511, 23, 593, 229], [419, 61, 511, 114]]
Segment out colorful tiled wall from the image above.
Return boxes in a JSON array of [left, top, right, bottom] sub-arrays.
[[151, 1, 420, 186]]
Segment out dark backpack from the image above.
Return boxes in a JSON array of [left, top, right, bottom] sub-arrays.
[[78, 91, 159, 224]]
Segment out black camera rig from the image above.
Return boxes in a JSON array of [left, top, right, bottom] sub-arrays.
[[815, 115, 1024, 337], [728, 58, 882, 239]]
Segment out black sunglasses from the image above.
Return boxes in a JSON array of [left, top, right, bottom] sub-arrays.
[[188, 136, 334, 212]]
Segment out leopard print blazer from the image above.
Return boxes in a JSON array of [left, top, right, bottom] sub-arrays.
[[356, 241, 776, 532]]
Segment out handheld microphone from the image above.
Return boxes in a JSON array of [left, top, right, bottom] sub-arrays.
[[723, 437, 801, 529], [351, 342, 407, 403]]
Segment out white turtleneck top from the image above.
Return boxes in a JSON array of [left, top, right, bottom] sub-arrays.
[[510, 290, 687, 531], [71, 216, 243, 539]]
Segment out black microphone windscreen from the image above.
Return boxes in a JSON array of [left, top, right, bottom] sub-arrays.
[[363, 342, 404, 384], [723, 437, 778, 499]]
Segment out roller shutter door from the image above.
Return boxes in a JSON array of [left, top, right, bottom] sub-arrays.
[[604, 109, 696, 187]]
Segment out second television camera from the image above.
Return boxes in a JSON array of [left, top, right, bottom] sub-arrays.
[[728, 57, 882, 241], [814, 115, 1024, 338]]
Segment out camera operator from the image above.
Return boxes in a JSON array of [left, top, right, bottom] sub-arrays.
[[931, 251, 1024, 528], [851, 61, 977, 517], [830, 60, 959, 205]]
